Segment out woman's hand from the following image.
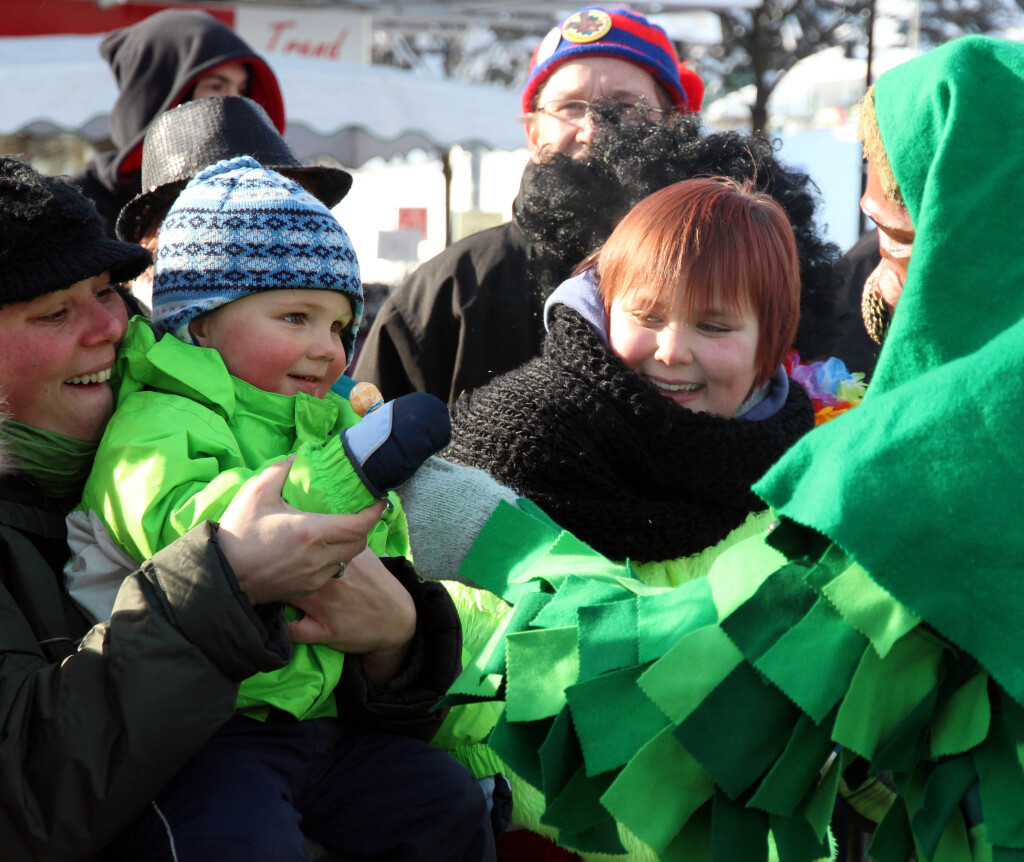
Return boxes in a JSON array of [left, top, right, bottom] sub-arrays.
[[217, 458, 386, 605], [289, 548, 417, 686]]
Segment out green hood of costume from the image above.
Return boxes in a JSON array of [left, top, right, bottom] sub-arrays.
[[754, 37, 1024, 702]]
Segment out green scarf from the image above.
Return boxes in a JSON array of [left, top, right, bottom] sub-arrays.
[[1, 419, 97, 499], [754, 37, 1024, 703]]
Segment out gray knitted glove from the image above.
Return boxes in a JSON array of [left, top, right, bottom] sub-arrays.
[[397, 456, 519, 584]]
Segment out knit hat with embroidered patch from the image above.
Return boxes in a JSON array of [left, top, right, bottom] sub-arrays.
[[521, 6, 704, 115], [152, 155, 362, 364]]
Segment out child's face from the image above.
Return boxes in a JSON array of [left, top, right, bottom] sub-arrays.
[[608, 292, 759, 418], [189, 289, 353, 398]]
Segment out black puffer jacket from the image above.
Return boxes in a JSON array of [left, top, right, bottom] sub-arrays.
[[71, 10, 284, 237]]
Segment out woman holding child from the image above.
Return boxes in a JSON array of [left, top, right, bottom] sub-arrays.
[[0, 155, 490, 861]]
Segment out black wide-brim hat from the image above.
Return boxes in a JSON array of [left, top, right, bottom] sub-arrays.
[[116, 96, 353, 243]]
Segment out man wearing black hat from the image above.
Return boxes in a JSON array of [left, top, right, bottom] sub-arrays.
[[117, 95, 352, 309], [72, 9, 286, 238]]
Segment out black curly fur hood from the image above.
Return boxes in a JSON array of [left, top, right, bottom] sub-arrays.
[[514, 108, 846, 359]]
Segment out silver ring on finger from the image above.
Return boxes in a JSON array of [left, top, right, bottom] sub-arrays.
[[331, 561, 347, 580]]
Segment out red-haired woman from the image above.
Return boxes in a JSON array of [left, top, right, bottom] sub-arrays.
[[448, 177, 814, 575], [433, 178, 819, 861]]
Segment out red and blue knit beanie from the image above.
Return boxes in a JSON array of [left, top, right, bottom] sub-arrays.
[[521, 6, 704, 115]]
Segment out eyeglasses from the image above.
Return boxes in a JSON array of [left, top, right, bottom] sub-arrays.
[[534, 97, 667, 126]]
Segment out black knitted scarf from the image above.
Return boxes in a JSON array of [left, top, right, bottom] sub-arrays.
[[447, 307, 815, 562]]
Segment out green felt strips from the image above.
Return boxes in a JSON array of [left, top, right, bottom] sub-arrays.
[[802, 744, 843, 839], [869, 799, 916, 862], [763, 518, 831, 563], [459, 500, 557, 602], [930, 668, 990, 757], [973, 712, 1024, 848], [910, 756, 978, 862], [600, 725, 714, 854], [999, 694, 1024, 737], [821, 560, 921, 659], [531, 575, 630, 630], [706, 531, 789, 619], [540, 765, 623, 853], [442, 602, 518, 707], [505, 626, 579, 721], [660, 800, 713, 862], [769, 812, 830, 862], [639, 624, 743, 725], [801, 540, 855, 591], [711, 790, 770, 862], [869, 677, 941, 774], [448, 492, 1024, 861], [506, 589, 552, 628], [538, 705, 582, 804], [675, 662, 800, 800], [720, 563, 819, 661], [515, 496, 565, 531], [577, 598, 639, 681], [523, 531, 639, 590], [555, 819, 625, 856], [434, 599, 534, 706], [832, 628, 945, 760], [438, 613, 514, 709], [487, 710, 550, 789], [969, 824, 993, 862], [439, 666, 503, 707], [566, 664, 669, 776], [753, 597, 866, 723], [748, 711, 837, 816], [637, 575, 718, 664], [930, 809, 973, 862]]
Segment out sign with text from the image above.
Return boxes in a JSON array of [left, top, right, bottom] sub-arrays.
[[378, 230, 422, 263], [398, 208, 428, 241], [234, 7, 370, 64]]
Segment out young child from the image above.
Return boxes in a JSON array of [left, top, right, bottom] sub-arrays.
[[64, 156, 491, 861]]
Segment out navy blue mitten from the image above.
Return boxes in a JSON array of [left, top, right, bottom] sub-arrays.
[[342, 392, 452, 498]]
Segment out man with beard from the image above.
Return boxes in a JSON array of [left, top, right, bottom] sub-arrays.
[[352, 6, 705, 403]]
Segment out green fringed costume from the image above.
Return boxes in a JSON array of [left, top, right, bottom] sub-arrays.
[[442, 36, 1024, 862]]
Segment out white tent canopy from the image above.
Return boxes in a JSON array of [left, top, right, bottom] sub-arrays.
[[0, 34, 525, 166]]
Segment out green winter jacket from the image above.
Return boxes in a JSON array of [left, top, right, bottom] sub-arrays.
[[70, 317, 409, 720]]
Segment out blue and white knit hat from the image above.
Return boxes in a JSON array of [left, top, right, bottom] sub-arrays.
[[152, 155, 363, 365]]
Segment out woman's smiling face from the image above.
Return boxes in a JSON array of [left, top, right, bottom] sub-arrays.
[[608, 292, 760, 418], [0, 272, 129, 442]]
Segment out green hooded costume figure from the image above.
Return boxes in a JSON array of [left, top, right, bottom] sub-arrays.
[[443, 36, 1024, 862]]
